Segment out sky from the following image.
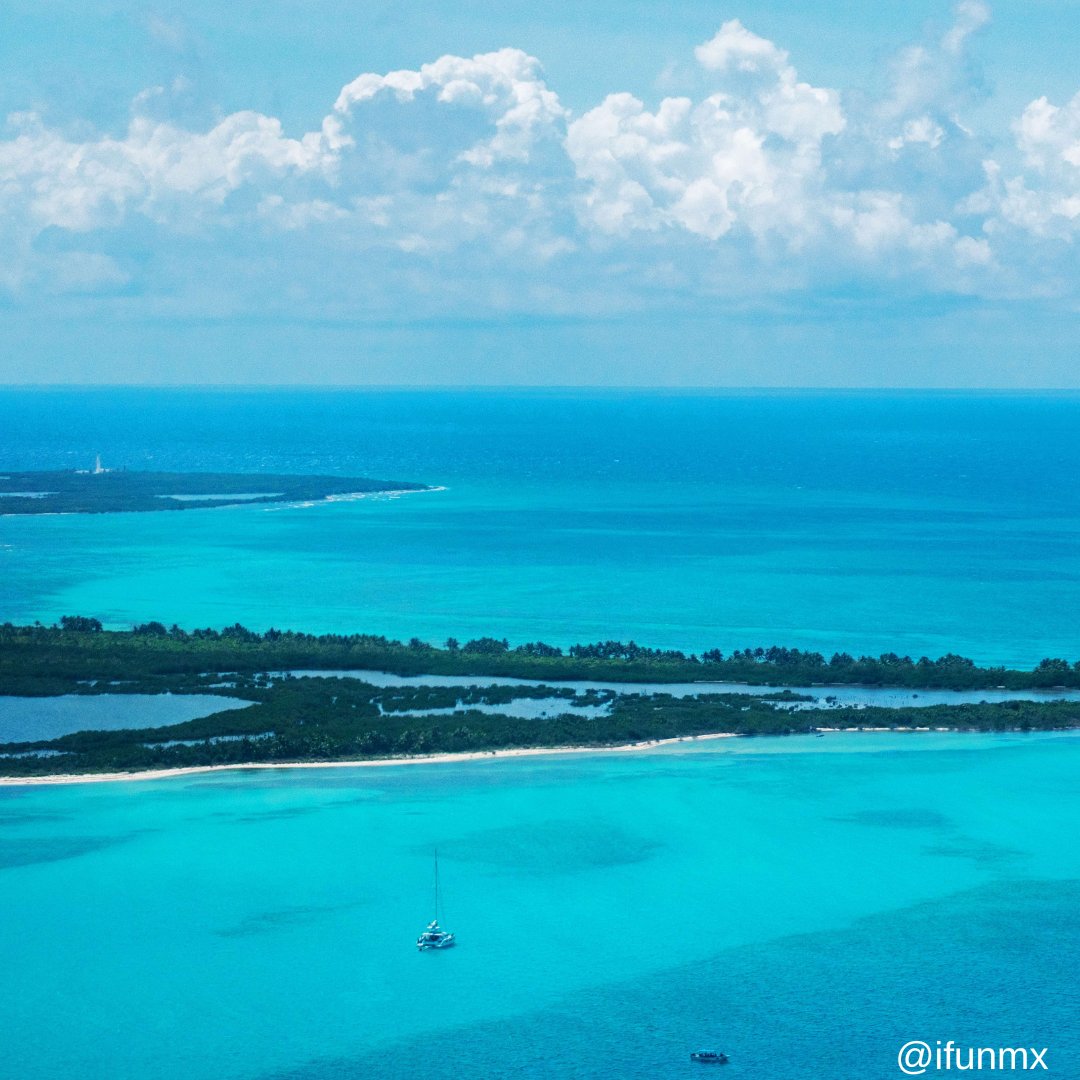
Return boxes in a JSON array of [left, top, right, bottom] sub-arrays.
[[1, 1, 1078, 387]]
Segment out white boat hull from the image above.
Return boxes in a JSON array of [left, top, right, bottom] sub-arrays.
[[417, 933, 456, 950]]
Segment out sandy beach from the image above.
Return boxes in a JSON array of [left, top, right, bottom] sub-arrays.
[[0, 730, 740, 786]]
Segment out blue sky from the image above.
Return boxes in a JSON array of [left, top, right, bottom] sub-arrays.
[[1, 1, 1078, 386]]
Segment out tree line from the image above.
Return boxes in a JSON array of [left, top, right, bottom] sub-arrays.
[[0, 617, 1072, 692]]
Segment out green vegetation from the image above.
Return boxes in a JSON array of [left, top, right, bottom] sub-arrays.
[[0, 469, 428, 515], [2, 620, 1079, 694], [1, 620, 1079, 777], [1, 675, 1076, 778]]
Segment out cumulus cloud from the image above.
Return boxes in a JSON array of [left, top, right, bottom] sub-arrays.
[[1017, 93, 1080, 169], [0, 4, 1074, 314], [564, 11, 985, 277], [963, 91, 1080, 241], [886, 0, 989, 119], [564, 31, 844, 244], [861, 0, 990, 202], [330, 48, 566, 168], [693, 19, 789, 75], [0, 108, 326, 232], [888, 117, 946, 153]]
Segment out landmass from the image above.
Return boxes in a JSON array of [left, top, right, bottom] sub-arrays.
[[1, 620, 1078, 779], [0, 469, 430, 514], [5, 618, 1078, 692]]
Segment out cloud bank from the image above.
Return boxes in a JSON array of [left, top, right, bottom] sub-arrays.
[[0, 3, 1077, 323]]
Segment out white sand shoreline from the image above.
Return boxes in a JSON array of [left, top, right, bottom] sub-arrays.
[[0, 731, 740, 787], [4, 726, 1073, 787]]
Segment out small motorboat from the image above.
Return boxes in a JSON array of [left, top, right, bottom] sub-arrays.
[[690, 1050, 729, 1064]]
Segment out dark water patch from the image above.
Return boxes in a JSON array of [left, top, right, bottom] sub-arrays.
[[183, 771, 328, 792], [263, 878, 1080, 1080], [201, 794, 380, 825], [0, 808, 70, 825], [437, 821, 663, 875], [216, 901, 368, 938], [232, 804, 328, 824], [924, 837, 1027, 866], [185, 770, 388, 793], [833, 808, 953, 830], [0, 833, 135, 870]]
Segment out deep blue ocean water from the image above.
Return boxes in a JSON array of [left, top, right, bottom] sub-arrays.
[[1, 390, 1079, 1079], [2, 388, 1080, 665]]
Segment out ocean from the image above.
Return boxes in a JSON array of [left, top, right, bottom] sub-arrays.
[[1, 389, 1079, 1078], [2, 734, 1078, 1079], [2, 388, 1080, 666]]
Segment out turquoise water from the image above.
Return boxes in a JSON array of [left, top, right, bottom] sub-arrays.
[[2, 389, 1080, 666], [2, 734, 1078, 1079], [2, 390, 1079, 1078]]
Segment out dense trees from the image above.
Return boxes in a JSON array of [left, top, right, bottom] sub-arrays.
[[1, 669, 1077, 778], [515, 641, 563, 658], [461, 637, 510, 655], [2, 619, 1080, 694], [2, 616, 1079, 776]]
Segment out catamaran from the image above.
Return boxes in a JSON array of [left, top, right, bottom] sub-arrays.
[[416, 850, 456, 950]]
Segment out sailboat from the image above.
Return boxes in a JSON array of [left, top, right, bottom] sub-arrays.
[[416, 849, 456, 950]]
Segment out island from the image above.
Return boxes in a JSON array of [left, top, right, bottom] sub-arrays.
[[0, 467, 431, 514], [1, 620, 1078, 779]]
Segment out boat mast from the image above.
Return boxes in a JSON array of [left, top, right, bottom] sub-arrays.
[[434, 848, 440, 924]]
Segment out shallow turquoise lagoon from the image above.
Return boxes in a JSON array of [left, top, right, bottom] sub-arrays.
[[3, 733, 1078, 1079]]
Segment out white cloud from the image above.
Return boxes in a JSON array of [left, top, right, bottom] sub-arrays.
[[828, 192, 956, 255], [888, 117, 946, 153], [330, 48, 566, 169], [964, 92, 1080, 240], [0, 8, 1074, 314], [694, 19, 789, 75], [0, 108, 328, 233], [954, 234, 993, 266], [943, 0, 991, 56], [1016, 93, 1080, 170], [880, 0, 990, 139], [566, 27, 844, 245]]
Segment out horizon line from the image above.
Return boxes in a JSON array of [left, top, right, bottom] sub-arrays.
[[3, 384, 1080, 395]]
